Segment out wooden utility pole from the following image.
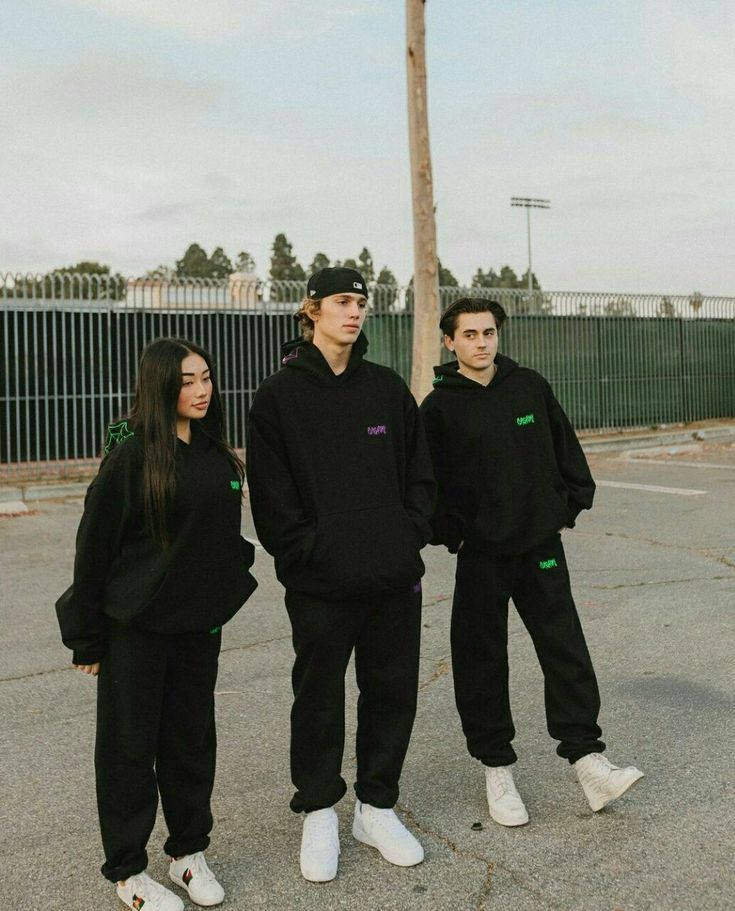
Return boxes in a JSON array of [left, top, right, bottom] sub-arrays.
[[406, 0, 440, 401]]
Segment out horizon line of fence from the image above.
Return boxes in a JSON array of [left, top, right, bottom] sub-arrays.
[[2, 272, 734, 319], [1, 272, 734, 481]]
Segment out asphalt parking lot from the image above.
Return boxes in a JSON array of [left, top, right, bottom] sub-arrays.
[[1, 434, 733, 910]]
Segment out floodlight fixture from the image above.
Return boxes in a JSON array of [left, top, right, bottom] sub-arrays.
[[511, 197, 551, 294]]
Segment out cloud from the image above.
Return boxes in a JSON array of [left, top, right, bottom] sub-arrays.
[[645, 0, 735, 105], [52, 0, 376, 42]]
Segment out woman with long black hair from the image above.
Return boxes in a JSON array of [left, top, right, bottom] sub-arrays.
[[57, 337, 257, 911]]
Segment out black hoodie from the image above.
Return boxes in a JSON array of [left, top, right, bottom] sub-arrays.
[[56, 422, 257, 665], [419, 354, 595, 556], [245, 333, 436, 600]]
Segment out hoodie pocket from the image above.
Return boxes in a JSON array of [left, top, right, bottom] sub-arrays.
[[308, 505, 425, 596]]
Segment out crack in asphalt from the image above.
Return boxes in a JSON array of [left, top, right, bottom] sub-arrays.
[[419, 656, 450, 690], [396, 803, 561, 910], [0, 633, 295, 685], [221, 634, 292, 655], [600, 531, 735, 572], [423, 593, 453, 608], [590, 573, 733, 590]]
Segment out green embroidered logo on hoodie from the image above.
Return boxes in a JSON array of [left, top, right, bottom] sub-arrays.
[[539, 558, 558, 570], [230, 480, 241, 490], [103, 420, 134, 454], [516, 413, 535, 426], [432, 375, 444, 385]]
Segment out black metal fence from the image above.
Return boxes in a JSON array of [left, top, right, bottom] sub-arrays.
[[1, 273, 733, 479]]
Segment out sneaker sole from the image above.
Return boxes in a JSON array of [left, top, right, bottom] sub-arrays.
[[168, 872, 224, 907], [487, 805, 529, 827], [299, 851, 340, 884], [352, 820, 424, 867], [299, 844, 340, 883], [587, 769, 644, 812]]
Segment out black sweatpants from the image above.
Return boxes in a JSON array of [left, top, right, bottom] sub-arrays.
[[284, 586, 422, 813], [95, 620, 221, 883], [451, 534, 604, 766]]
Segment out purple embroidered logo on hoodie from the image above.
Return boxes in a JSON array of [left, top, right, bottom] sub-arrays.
[[367, 424, 387, 436], [281, 349, 299, 364]]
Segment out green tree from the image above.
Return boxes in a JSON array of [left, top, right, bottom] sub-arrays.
[[498, 265, 519, 288], [22, 261, 125, 300], [603, 297, 635, 317], [657, 296, 678, 318], [688, 291, 703, 314], [208, 246, 233, 279], [438, 259, 459, 287], [145, 264, 175, 280], [309, 252, 331, 274], [234, 251, 256, 273], [269, 233, 306, 282], [518, 269, 541, 291], [373, 266, 399, 310], [471, 267, 500, 289], [342, 257, 359, 271], [176, 243, 211, 278], [358, 247, 375, 282]]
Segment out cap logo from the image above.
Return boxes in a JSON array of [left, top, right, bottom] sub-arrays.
[[353, 282, 363, 290], [309, 290, 317, 296]]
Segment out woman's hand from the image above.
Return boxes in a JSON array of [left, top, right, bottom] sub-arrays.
[[74, 662, 100, 676]]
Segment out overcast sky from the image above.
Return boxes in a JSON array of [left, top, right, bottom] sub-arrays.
[[1, 0, 733, 293]]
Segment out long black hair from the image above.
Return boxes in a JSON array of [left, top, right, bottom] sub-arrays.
[[125, 337, 244, 548]]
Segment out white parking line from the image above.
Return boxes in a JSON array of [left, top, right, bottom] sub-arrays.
[[628, 458, 735, 471], [597, 480, 707, 496]]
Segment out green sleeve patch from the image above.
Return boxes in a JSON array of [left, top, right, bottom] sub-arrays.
[[104, 420, 134, 454], [230, 480, 241, 490], [516, 413, 535, 426], [539, 558, 558, 570]]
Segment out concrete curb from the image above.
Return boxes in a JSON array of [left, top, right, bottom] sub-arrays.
[[580, 423, 735, 453]]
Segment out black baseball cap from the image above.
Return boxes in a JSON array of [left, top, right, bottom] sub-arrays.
[[306, 267, 368, 299]]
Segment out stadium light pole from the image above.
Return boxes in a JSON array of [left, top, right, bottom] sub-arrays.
[[511, 197, 550, 295]]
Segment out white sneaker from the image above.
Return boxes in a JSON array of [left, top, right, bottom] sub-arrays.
[[117, 871, 184, 911], [169, 851, 224, 906], [485, 765, 529, 827], [300, 807, 340, 882], [574, 753, 644, 812], [352, 800, 424, 867]]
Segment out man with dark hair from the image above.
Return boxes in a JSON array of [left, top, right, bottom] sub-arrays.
[[246, 267, 435, 882], [420, 297, 642, 827]]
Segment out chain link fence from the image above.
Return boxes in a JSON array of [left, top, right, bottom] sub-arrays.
[[1, 272, 734, 481]]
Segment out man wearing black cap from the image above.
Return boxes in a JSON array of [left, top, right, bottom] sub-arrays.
[[246, 267, 435, 883]]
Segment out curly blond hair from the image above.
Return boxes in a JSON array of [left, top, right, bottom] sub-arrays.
[[293, 297, 321, 341]]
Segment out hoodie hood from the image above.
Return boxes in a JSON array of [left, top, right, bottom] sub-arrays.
[[279, 331, 369, 385], [431, 353, 518, 389]]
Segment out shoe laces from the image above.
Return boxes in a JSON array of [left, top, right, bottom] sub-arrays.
[[487, 766, 517, 798], [577, 753, 617, 788], [362, 805, 412, 841], [126, 872, 173, 910], [304, 810, 338, 850]]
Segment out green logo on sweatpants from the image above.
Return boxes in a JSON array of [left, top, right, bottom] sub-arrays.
[[516, 413, 535, 426], [539, 558, 557, 570]]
